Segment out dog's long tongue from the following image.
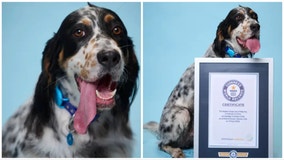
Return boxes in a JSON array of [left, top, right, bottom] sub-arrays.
[[246, 38, 260, 53], [74, 81, 97, 134]]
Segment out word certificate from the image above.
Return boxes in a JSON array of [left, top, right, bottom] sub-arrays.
[[208, 73, 259, 148]]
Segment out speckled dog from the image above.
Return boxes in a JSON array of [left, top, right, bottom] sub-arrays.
[[144, 6, 260, 158], [2, 3, 139, 157]]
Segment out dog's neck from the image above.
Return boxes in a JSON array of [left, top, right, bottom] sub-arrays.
[[56, 77, 81, 106], [54, 85, 78, 145], [224, 40, 252, 58]]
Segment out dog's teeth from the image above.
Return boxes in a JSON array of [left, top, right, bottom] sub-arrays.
[[96, 89, 117, 100]]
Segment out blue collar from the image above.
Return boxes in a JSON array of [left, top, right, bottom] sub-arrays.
[[55, 85, 77, 116], [225, 46, 242, 58]]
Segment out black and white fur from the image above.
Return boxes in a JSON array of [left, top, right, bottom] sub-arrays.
[[2, 3, 139, 157], [144, 6, 260, 158]]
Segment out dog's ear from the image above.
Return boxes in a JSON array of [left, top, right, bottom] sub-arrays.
[[41, 34, 65, 85], [213, 20, 228, 57], [123, 38, 139, 106], [213, 7, 241, 57], [25, 34, 62, 136], [113, 38, 139, 120]]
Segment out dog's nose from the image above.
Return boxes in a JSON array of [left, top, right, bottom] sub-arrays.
[[97, 51, 121, 69], [250, 23, 260, 32]]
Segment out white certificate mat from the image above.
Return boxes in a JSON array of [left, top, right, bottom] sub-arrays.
[[208, 73, 259, 148]]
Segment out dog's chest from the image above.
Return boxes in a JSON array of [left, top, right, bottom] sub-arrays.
[[41, 106, 93, 156], [31, 127, 91, 157]]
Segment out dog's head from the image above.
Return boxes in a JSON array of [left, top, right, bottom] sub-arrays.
[[213, 6, 260, 57], [28, 3, 139, 135]]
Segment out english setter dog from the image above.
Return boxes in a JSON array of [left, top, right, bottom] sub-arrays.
[[2, 3, 139, 157], [144, 6, 260, 158]]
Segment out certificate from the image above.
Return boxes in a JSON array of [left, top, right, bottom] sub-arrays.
[[194, 58, 273, 158], [208, 73, 259, 148]]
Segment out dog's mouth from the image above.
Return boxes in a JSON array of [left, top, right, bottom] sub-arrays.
[[95, 75, 117, 104], [76, 75, 117, 105], [74, 74, 117, 134], [236, 36, 260, 53]]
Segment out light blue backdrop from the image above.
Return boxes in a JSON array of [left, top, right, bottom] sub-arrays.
[[2, 2, 141, 158], [143, 2, 282, 158]]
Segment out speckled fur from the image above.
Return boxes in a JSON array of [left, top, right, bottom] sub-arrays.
[[2, 3, 139, 158], [144, 6, 260, 158]]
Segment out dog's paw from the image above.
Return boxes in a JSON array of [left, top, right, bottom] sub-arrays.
[[171, 148, 185, 158]]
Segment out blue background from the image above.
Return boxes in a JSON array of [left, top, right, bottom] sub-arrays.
[[2, 2, 141, 157], [143, 2, 282, 158]]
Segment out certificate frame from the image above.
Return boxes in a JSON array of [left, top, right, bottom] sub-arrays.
[[194, 58, 273, 158]]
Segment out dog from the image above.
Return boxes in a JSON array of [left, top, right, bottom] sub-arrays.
[[2, 3, 139, 157], [144, 6, 260, 158]]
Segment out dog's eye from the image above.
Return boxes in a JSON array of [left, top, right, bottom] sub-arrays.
[[235, 15, 244, 22], [112, 26, 123, 35], [251, 13, 258, 20], [73, 29, 85, 38]]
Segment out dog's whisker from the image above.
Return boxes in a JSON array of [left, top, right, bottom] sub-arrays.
[[119, 44, 134, 49]]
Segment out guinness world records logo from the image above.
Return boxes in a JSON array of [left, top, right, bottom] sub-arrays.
[[223, 80, 245, 102]]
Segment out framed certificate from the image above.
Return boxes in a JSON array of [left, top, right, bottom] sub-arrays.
[[194, 58, 273, 158]]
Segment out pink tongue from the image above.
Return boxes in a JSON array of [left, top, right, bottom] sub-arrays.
[[74, 81, 97, 134], [246, 39, 260, 53]]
